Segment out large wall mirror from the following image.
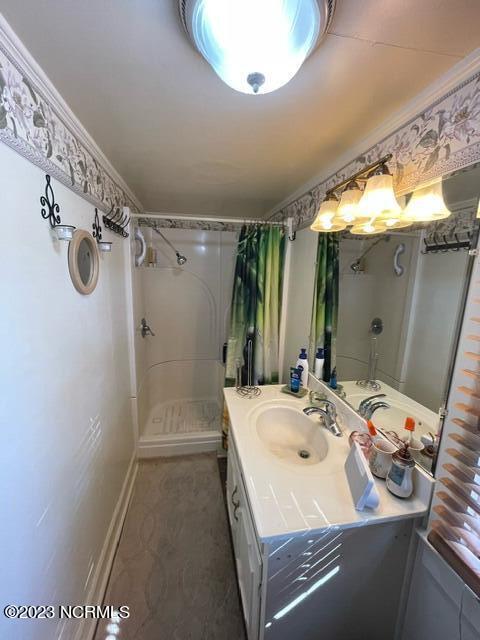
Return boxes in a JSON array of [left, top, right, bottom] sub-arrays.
[[285, 162, 480, 475]]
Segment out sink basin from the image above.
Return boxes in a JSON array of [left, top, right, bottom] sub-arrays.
[[254, 404, 329, 465]]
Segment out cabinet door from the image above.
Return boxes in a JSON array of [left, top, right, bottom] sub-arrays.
[[227, 443, 262, 640]]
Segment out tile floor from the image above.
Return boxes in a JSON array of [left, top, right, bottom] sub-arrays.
[[94, 453, 246, 640]]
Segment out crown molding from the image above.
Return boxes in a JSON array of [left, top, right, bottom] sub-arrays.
[[270, 48, 480, 224], [0, 12, 143, 213]]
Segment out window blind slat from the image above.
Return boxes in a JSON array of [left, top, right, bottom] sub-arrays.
[[461, 368, 480, 381], [452, 417, 480, 437], [443, 463, 480, 496], [437, 491, 480, 535], [446, 447, 480, 470], [449, 432, 480, 455], [454, 402, 480, 419], [433, 506, 480, 556], [458, 385, 480, 400], [439, 477, 480, 516]]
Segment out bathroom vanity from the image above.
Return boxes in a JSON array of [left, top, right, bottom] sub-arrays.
[[224, 385, 434, 640]]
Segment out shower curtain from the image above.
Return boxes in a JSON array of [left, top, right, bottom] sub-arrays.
[[225, 225, 285, 387], [309, 233, 339, 382]]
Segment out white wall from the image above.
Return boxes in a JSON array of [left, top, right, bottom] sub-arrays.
[[0, 143, 135, 640], [401, 537, 480, 640], [282, 227, 318, 381], [402, 249, 469, 410]]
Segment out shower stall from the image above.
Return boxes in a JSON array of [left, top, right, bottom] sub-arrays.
[[133, 219, 238, 457]]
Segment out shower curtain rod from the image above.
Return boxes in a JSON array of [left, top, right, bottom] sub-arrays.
[[134, 212, 288, 226]]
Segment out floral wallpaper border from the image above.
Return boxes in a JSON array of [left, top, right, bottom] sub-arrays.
[[137, 216, 284, 233], [272, 72, 480, 229], [0, 38, 141, 215]]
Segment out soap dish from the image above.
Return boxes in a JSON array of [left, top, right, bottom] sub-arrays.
[[281, 385, 308, 398]]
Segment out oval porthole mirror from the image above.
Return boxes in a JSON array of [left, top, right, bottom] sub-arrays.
[[68, 229, 99, 294]]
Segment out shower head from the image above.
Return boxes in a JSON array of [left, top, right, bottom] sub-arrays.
[[141, 219, 188, 266], [350, 258, 364, 273]]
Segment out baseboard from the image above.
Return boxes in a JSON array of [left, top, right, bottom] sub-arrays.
[[138, 432, 221, 458], [73, 452, 138, 640]]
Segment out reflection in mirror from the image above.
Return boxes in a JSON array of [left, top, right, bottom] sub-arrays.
[[315, 163, 480, 474], [78, 238, 92, 286]]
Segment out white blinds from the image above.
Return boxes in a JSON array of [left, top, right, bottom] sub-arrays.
[[428, 261, 480, 596]]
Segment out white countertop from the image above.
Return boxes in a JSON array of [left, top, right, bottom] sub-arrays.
[[224, 385, 432, 542]]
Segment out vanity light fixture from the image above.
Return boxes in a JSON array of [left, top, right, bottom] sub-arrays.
[[350, 219, 387, 235], [179, 0, 335, 95], [310, 194, 347, 232], [403, 180, 451, 222], [40, 174, 76, 241], [92, 208, 113, 252], [358, 164, 402, 220], [310, 154, 454, 237], [337, 181, 365, 224]]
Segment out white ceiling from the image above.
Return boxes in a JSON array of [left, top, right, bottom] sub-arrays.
[[2, 0, 480, 217]]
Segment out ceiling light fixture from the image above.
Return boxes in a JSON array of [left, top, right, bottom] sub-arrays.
[[179, 0, 335, 94]]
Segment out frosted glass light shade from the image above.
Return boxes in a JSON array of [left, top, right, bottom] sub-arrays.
[[350, 219, 387, 235], [382, 217, 412, 229], [311, 197, 346, 232], [358, 174, 401, 219], [403, 181, 451, 222], [338, 186, 364, 223], [190, 0, 323, 94]]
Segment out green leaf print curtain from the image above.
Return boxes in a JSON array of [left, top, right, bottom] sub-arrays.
[[225, 225, 285, 387], [309, 233, 339, 382]]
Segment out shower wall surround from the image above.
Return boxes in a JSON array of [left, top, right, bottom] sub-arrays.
[[136, 227, 237, 454]]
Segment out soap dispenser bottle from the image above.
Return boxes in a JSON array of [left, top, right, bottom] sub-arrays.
[[296, 348, 309, 388], [314, 347, 325, 379]]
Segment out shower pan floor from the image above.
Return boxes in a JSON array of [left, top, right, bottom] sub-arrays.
[[144, 398, 221, 438]]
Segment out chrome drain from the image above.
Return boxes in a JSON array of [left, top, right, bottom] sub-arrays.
[[298, 449, 310, 459]]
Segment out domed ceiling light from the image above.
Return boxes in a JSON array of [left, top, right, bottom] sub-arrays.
[[179, 0, 335, 94]]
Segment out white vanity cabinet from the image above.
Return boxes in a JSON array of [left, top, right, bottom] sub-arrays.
[[226, 435, 419, 640], [226, 439, 263, 640]]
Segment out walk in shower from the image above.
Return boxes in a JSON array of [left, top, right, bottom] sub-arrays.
[[134, 220, 237, 457]]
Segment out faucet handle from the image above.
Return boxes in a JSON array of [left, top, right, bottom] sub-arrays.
[[319, 399, 337, 417]]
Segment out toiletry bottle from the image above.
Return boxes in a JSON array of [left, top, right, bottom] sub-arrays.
[[290, 367, 301, 393], [296, 348, 309, 388], [314, 347, 325, 379], [404, 416, 415, 444], [386, 444, 415, 498], [330, 367, 337, 390], [367, 420, 382, 446]]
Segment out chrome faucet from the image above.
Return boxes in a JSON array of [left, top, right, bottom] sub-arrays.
[[363, 401, 390, 420], [303, 400, 342, 437], [358, 394, 386, 417]]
